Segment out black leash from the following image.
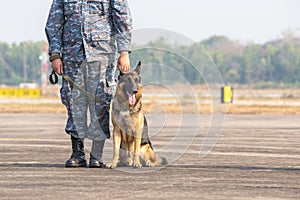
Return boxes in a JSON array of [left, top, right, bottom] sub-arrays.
[[49, 71, 108, 105]]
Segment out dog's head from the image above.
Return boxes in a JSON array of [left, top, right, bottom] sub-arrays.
[[118, 61, 142, 107]]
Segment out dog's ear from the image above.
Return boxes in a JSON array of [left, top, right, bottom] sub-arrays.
[[134, 61, 142, 75]]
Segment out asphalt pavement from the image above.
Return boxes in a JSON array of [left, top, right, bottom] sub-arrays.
[[0, 113, 299, 200]]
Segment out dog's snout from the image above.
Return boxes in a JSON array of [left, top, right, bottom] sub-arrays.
[[132, 85, 138, 94]]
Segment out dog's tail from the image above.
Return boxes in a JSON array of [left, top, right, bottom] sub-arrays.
[[140, 144, 168, 167], [157, 156, 168, 166], [149, 154, 168, 167]]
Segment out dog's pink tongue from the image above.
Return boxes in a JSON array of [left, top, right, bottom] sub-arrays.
[[129, 94, 136, 106]]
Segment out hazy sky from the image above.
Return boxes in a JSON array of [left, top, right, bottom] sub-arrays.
[[0, 0, 299, 44]]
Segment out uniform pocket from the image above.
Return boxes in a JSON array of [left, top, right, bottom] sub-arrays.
[[91, 32, 110, 41], [63, 0, 80, 15], [105, 62, 117, 100], [87, 0, 107, 15], [106, 62, 117, 87], [90, 33, 112, 54]]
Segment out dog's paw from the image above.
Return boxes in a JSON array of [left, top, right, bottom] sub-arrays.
[[133, 161, 142, 168], [106, 161, 118, 169], [145, 160, 154, 167], [126, 158, 133, 166]]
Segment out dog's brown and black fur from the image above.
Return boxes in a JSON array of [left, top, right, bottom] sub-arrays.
[[106, 61, 167, 168]]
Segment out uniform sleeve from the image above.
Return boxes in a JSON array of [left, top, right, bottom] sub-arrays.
[[45, 0, 64, 55], [110, 0, 133, 53]]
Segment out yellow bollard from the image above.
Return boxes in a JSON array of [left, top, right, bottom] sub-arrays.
[[221, 86, 233, 103]]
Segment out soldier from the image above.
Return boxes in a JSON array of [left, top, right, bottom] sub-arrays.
[[45, 0, 132, 168]]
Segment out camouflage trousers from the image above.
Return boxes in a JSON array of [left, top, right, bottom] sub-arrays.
[[60, 59, 117, 141]]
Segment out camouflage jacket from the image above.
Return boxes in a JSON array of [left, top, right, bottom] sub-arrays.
[[45, 0, 132, 63]]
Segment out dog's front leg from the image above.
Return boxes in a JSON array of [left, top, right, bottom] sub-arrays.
[[107, 127, 121, 169], [133, 130, 142, 168], [126, 140, 134, 166]]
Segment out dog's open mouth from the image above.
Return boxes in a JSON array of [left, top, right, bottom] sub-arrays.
[[127, 91, 136, 106]]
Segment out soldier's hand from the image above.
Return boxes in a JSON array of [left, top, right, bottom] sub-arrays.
[[118, 51, 130, 73], [51, 58, 63, 75]]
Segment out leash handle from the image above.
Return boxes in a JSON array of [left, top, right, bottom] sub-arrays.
[[49, 70, 58, 84]]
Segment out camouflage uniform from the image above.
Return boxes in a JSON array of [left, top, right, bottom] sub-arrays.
[[45, 0, 132, 141]]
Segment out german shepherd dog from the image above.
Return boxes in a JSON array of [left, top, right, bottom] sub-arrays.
[[106, 61, 167, 168]]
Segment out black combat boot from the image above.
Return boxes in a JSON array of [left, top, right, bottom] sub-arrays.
[[65, 136, 87, 168], [89, 140, 106, 168]]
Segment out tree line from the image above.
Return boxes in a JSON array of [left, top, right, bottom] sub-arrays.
[[0, 33, 299, 88], [0, 41, 45, 85]]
